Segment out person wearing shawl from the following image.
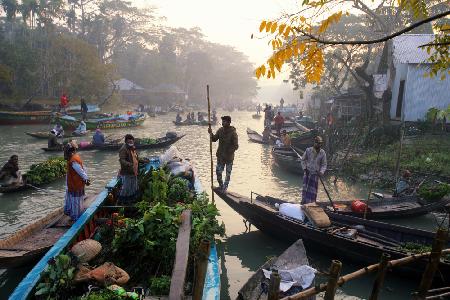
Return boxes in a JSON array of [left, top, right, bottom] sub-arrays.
[[64, 141, 90, 221], [0, 155, 22, 186], [118, 134, 148, 204], [92, 128, 105, 145], [300, 136, 327, 204]]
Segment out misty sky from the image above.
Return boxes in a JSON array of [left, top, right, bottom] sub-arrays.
[[137, 0, 301, 86]]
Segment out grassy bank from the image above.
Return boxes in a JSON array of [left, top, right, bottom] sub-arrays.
[[341, 135, 450, 188]]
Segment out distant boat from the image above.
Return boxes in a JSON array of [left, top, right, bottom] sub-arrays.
[[54, 113, 146, 130], [0, 105, 100, 125]]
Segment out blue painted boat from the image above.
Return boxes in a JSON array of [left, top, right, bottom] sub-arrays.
[[10, 154, 220, 299]]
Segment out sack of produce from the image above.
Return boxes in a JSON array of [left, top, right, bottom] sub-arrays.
[[302, 204, 331, 228], [88, 262, 130, 286], [70, 239, 102, 263]]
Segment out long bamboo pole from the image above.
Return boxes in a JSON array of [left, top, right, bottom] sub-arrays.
[[281, 249, 450, 300], [206, 85, 214, 203]]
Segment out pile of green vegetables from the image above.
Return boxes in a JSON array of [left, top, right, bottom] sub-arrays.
[[139, 138, 157, 145], [418, 183, 450, 201], [288, 131, 302, 138], [25, 157, 66, 185], [34, 165, 224, 299]]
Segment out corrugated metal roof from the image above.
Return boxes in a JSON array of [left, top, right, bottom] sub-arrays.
[[114, 78, 144, 91], [393, 34, 435, 64]]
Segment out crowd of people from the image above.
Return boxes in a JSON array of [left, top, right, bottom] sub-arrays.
[[175, 110, 218, 124]]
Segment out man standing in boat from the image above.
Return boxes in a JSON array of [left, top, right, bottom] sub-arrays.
[[118, 134, 149, 204], [208, 116, 239, 192], [300, 136, 327, 204]]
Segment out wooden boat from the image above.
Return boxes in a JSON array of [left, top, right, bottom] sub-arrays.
[[271, 147, 303, 175], [247, 128, 269, 144], [10, 153, 220, 300], [238, 239, 314, 300], [289, 129, 317, 150], [0, 196, 95, 268], [252, 114, 262, 119], [25, 130, 91, 139], [316, 196, 450, 219], [0, 177, 65, 194], [0, 106, 100, 125], [214, 188, 450, 284], [55, 114, 146, 130], [42, 134, 184, 152]]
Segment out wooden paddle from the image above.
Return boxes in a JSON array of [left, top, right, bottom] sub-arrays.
[[207, 85, 215, 203], [290, 146, 337, 212]]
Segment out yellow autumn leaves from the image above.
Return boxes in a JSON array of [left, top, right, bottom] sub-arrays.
[[256, 11, 343, 84]]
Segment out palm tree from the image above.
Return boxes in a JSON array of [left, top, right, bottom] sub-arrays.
[[1, 0, 18, 21]]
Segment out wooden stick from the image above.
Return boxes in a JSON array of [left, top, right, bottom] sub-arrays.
[[319, 175, 337, 212], [414, 228, 449, 299], [426, 291, 450, 300], [268, 270, 281, 300], [281, 249, 450, 300], [369, 253, 390, 300], [364, 145, 382, 219], [192, 239, 211, 300], [206, 85, 214, 203], [169, 210, 192, 300], [324, 260, 342, 300]]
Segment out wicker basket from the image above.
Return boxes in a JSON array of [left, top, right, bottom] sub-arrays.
[[70, 239, 102, 263]]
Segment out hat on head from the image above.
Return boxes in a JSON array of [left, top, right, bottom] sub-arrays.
[[221, 116, 231, 123]]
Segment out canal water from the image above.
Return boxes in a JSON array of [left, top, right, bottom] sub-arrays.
[[0, 111, 446, 299]]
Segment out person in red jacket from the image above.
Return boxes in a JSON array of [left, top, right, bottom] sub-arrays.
[[60, 93, 69, 113], [274, 111, 285, 136]]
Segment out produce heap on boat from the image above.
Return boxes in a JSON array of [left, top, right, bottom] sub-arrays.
[[11, 147, 224, 300]]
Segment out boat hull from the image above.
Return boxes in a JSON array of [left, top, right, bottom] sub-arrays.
[[215, 189, 450, 284], [56, 115, 146, 130], [42, 135, 184, 152]]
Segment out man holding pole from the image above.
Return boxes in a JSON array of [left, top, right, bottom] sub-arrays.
[[208, 116, 238, 192], [300, 136, 327, 204]]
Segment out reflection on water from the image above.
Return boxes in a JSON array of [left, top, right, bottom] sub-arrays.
[[0, 111, 447, 299]]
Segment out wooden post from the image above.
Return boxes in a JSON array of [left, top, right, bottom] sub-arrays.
[[169, 210, 192, 300], [206, 85, 215, 203], [268, 269, 281, 300], [324, 260, 342, 300], [369, 253, 390, 300], [415, 228, 448, 299], [193, 239, 211, 300]]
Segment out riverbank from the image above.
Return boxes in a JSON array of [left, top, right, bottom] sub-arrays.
[[339, 134, 450, 189]]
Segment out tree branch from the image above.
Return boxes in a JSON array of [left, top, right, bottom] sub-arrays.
[[294, 10, 449, 45]]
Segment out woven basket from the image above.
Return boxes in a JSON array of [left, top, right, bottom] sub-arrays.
[[71, 239, 102, 263]]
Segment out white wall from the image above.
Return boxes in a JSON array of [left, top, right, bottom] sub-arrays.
[[404, 65, 450, 121]]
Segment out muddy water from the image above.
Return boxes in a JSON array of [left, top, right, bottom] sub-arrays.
[[0, 111, 446, 299]]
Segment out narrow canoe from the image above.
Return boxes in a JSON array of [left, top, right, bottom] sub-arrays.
[[0, 109, 100, 125], [173, 120, 217, 126], [238, 239, 314, 300], [55, 114, 147, 130], [41, 134, 184, 152], [247, 128, 269, 144], [271, 147, 303, 175], [214, 188, 450, 284], [316, 196, 450, 219], [0, 196, 95, 268], [25, 130, 91, 139]]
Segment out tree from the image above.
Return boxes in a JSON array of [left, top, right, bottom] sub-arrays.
[[254, 1, 449, 83]]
